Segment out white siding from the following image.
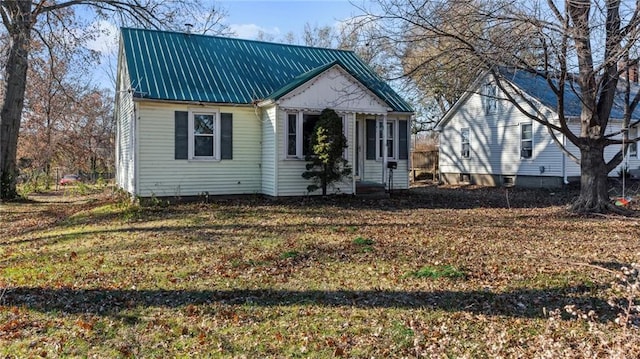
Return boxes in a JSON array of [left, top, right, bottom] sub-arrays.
[[363, 160, 409, 189], [614, 123, 640, 174], [275, 109, 355, 196], [439, 79, 565, 179], [440, 78, 640, 183], [272, 67, 411, 195], [261, 106, 277, 196], [360, 115, 411, 189], [120, 64, 412, 197], [279, 66, 389, 114], [564, 122, 640, 177], [135, 103, 262, 197], [115, 60, 136, 194]]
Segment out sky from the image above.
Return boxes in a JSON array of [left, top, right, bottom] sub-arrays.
[[219, 0, 364, 40], [88, 0, 369, 89]]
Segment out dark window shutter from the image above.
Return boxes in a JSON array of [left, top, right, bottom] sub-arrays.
[[399, 119, 408, 160], [221, 113, 233, 160], [175, 111, 188, 159], [366, 119, 376, 160]]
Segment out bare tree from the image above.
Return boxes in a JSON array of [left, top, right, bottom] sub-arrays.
[[303, 23, 336, 48], [360, 0, 640, 214], [195, 4, 231, 36], [255, 30, 276, 43], [336, 17, 397, 75], [56, 89, 114, 178], [0, 0, 225, 200], [18, 7, 98, 187], [400, 1, 488, 115]]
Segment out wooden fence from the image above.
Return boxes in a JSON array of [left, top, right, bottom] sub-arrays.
[[411, 150, 438, 181]]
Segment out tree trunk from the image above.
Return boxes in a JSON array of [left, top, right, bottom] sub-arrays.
[[0, 3, 33, 200], [570, 144, 616, 213], [322, 163, 327, 196]]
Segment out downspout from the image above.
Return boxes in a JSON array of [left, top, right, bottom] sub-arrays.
[[114, 106, 120, 188], [562, 132, 569, 185], [435, 128, 443, 184], [253, 102, 265, 195], [133, 103, 139, 196]]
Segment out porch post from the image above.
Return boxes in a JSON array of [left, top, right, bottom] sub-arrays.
[[382, 113, 388, 188], [352, 112, 356, 195]]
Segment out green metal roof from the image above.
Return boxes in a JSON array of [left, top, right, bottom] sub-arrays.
[[120, 28, 412, 112]]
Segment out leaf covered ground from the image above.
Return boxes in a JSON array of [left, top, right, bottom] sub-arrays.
[[1, 185, 640, 358]]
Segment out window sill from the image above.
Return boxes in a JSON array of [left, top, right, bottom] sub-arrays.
[[188, 158, 221, 162]]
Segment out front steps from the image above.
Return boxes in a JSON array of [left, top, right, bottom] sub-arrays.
[[356, 181, 389, 198]]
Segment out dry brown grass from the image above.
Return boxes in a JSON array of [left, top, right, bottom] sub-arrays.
[[1, 185, 639, 358]]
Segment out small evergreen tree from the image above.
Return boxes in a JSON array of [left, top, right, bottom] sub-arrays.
[[302, 108, 351, 195]]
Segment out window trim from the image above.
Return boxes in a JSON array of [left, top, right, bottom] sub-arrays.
[[286, 113, 299, 158], [629, 126, 637, 157], [483, 83, 497, 115], [285, 110, 346, 160], [376, 119, 398, 161], [461, 128, 470, 159], [188, 109, 220, 161], [520, 122, 533, 159]]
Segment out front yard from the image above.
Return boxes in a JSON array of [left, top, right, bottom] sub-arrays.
[[1, 185, 639, 357]]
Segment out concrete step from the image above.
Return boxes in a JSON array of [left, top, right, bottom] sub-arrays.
[[356, 181, 387, 196]]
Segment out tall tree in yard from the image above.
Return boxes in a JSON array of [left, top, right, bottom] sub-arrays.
[[18, 8, 97, 187], [0, 1, 226, 200], [360, 0, 640, 214], [302, 109, 351, 195]]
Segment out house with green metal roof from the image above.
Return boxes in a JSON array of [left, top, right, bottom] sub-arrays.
[[115, 28, 413, 197]]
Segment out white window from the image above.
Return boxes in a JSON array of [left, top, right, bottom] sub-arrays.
[[287, 113, 298, 157], [285, 111, 345, 159], [379, 120, 394, 159], [629, 126, 637, 157], [461, 128, 470, 158], [377, 120, 398, 160], [521, 123, 533, 159], [483, 83, 497, 114], [189, 110, 219, 160]]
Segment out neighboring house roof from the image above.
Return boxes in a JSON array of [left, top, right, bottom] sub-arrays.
[[120, 27, 412, 113], [437, 68, 640, 130], [500, 69, 583, 117], [501, 68, 640, 119]]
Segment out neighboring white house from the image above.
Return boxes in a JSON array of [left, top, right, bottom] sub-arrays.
[[435, 69, 640, 188], [115, 28, 413, 198]]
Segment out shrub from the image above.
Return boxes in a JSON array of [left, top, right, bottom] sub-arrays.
[[302, 108, 351, 195]]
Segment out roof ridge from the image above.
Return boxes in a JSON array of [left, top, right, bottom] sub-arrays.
[[120, 27, 357, 54]]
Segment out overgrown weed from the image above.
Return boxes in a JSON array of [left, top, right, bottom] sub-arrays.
[[406, 265, 466, 280]]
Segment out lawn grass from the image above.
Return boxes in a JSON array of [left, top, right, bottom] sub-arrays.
[[1, 185, 640, 357]]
